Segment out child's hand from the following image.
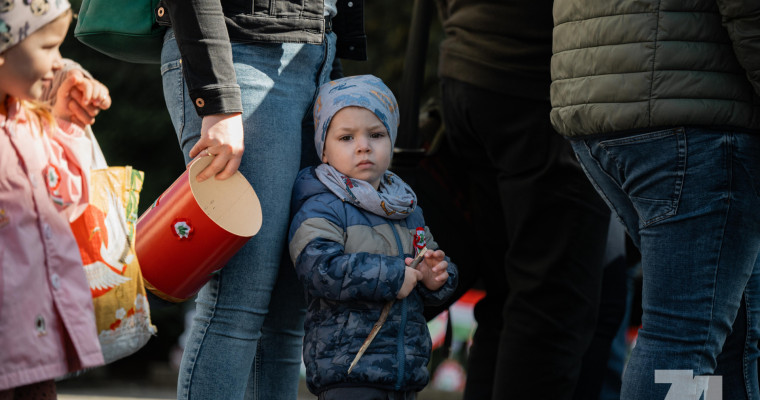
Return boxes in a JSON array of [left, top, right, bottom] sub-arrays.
[[53, 70, 111, 127], [406, 249, 449, 291], [397, 266, 423, 299]]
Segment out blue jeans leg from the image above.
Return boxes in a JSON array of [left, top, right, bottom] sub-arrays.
[[161, 30, 336, 400], [571, 128, 760, 400]]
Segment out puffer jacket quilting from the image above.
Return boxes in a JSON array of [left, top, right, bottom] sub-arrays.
[[288, 167, 458, 394], [550, 0, 760, 137]]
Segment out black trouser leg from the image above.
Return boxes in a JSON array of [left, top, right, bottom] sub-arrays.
[[441, 78, 609, 400]]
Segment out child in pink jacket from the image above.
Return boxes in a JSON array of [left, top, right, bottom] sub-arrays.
[[0, 0, 112, 397]]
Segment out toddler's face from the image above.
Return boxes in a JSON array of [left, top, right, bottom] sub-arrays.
[[0, 11, 69, 102], [322, 106, 392, 189]]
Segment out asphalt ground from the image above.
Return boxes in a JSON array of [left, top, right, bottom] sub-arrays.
[[56, 362, 463, 400]]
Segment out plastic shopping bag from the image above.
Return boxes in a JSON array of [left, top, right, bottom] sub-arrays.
[[69, 128, 156, 364]]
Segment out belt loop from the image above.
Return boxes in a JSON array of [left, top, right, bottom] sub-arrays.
[[325, 16, 333, 33]]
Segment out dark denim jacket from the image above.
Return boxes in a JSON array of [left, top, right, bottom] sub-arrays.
[[157, 0, 366, 116]]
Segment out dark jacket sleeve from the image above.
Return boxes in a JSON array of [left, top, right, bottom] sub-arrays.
[[161, 0, 243, 116], [295, 237, 407, 302], [289, 196, 407, 302], [715, 0, 760, 96]]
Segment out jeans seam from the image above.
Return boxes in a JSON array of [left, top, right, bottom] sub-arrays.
[[181, 277, 220, 400], [302, 32, 333, 131], [316, 32, 331, 85], [670, 128, 686, 219], [598, 128, 676, 148], [731, 133, 754, 399], [178, 62, 186, 142], [742, 290, 754, 399], [744, 294, 752, 398], [698, 133, 732, 377], [253, 343, 262, 400], [576, 141, 631, 235]]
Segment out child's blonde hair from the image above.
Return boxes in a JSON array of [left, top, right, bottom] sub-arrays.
[[21, 99, 56, 134]]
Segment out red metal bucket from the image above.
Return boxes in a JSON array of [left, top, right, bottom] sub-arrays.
[[136, 155, 262, 302]]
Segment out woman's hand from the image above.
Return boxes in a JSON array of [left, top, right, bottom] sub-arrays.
[[189, 113, 245, 182]]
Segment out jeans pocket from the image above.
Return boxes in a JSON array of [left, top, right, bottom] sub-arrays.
[[594, 128, 686, 226]]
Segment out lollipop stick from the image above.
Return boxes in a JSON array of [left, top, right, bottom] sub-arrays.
[[347, 247, 428, 374]]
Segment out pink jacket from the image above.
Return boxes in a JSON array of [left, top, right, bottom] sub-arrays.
[[0, 99, 104, 390]]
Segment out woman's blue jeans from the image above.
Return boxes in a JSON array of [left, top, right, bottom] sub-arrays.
[[571, 128, 760, 400], [161, 30, 336, 400]]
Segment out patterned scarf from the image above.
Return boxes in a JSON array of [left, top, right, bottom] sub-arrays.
[[315, 164, 416, 219]]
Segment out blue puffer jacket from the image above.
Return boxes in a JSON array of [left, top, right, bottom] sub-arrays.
[[288, 167, 458, 394]]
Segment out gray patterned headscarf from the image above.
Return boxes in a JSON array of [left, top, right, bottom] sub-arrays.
[[0, 0, 71, 53], [314, 74, 399, 160], [312, 75, 415, 219]]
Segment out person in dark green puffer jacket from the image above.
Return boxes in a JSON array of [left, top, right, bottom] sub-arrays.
[[550, 1, 760, 399], [551, 0, 760, 136]]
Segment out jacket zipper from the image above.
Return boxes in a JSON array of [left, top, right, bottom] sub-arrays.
[[387, 220, 407, 390]]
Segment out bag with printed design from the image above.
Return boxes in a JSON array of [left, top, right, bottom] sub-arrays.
[[69, 127, 156, 364]]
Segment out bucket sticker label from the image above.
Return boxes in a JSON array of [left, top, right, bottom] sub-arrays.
[[171, 218, 193, 240]]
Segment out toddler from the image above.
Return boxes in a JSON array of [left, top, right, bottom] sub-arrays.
[[288, 75, 459, 400]]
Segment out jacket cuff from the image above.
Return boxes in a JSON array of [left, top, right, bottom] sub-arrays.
[[188, 86, 243, 116]]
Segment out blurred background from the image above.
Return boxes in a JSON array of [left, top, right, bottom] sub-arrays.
[[58, 0, 464, 396]]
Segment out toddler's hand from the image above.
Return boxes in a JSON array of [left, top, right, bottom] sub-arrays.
[[53, 70, 111, 127], [397, 266, 423, 299], [406, 249, 449, 291]]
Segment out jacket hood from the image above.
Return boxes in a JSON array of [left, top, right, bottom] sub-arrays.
[[290, 167, 330, 216]]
